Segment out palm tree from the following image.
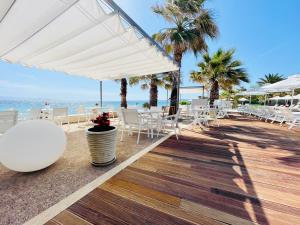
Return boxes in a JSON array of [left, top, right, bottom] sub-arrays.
[[118, 78, 128, 108], [190, 48, 249, 105], [257, 73, 285, 86], [129, 74, 166, 107], [162, 73, 173, 105], [152, 0, 218, 113]]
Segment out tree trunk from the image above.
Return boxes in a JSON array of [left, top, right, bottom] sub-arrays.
[[209, 80, 219, 106], [169, 49, 182, 115], [120, 78, 127, 108], [149, 79, 158, 107]]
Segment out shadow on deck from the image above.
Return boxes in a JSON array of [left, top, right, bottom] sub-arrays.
[[46, 114, 300, 225]]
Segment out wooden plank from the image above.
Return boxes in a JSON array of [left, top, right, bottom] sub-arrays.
[[46, 115, 300, 225]]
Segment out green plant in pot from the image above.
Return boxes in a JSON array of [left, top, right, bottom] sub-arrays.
[[85, 112, 117, 166]]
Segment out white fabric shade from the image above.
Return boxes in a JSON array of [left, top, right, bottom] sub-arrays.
[[262, 74, 300, 91], [236, 90, 266, 96], [180, 86, 204, 94], [0, 0, 178, 80]]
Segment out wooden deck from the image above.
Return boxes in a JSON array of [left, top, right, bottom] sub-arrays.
[[46, 115, 300, 225]]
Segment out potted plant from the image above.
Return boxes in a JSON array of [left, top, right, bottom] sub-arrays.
[[85, 112, 117, 166]]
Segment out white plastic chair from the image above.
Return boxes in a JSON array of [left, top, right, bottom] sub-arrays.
[[0, 110, 18, 134], [192, 99, 208, 109], [192, 108, 209, 126], [158, 108, 182, 140], [76, 105, 88, 125], [52, 107, 69, 127], [90, 107, 100, 121], [27, 108, 41, 120], [121, 109, 149, 144]]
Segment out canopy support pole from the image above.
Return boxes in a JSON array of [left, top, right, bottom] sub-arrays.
[[99, 81, 103, 108], [291, 89, 295, 106], [264, 95, 267, 106]]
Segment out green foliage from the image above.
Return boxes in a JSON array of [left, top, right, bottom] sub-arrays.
[[190, 48, 249, 104], [152, 0, 219, 112], [190, 48, 249, 88], [179, 100, 191, 105], [143, 102, 150, 109], [152, 0, 218, 57], [257, 73, 285, 86]]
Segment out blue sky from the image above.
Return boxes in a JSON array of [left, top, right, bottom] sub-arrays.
[[1, 0, 300, 101]]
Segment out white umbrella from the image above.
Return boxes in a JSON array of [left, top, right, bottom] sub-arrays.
[[262, 74, 300, 91], [262, 74, 300, 105], [269, 96, 281, 100], [238, 97, 248, 102], [295, 94, 300, 99]]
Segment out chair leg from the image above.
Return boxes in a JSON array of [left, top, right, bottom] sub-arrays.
[[174, 126, 179, 140], [137, 126, 141, 144]]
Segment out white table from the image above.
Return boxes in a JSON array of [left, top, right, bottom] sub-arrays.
[[138, 109, 164, 138]]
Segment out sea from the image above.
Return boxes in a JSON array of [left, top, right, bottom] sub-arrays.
[[0, 98, 169, 115]]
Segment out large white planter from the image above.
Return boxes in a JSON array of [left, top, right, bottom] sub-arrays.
[[85, 126, 117, 166]]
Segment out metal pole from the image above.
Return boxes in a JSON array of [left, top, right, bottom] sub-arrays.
[[202, 87, 204, 99], [291, 89, 295, 106], [264, 95, 267, 106], [166, 89, 169, 106], [99, 81, 103, 108]]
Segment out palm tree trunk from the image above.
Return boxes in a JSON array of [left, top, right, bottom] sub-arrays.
[[149, 79, 158, 107], [210, 80, 219, 106], [120, 78, 127, 108], [169, 49, 182, 115]]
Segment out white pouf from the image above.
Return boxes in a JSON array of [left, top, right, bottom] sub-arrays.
[[0, 120, 66, 172]]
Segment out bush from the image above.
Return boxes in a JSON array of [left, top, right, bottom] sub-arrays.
[[143, 102, 150, 109], [179, 100, 191, 105]]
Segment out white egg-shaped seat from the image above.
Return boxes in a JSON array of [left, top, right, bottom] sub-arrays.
[[0, 120, 66, 172]]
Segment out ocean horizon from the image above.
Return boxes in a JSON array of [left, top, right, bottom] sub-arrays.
[[0, 97, 169, 115]]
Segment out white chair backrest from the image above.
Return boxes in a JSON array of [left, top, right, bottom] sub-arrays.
[[150, 106, 160, 112], [122, 109, 140, 125], [117, 107, 124, 120], [192, 99, 208, 109], [77, 105, 86, 115], [0, 110, 18, 133], [279, 108, 293, 118], [53, 108, 68, 118], [27, 108, 41, 120], [174, 108, 182, 123]]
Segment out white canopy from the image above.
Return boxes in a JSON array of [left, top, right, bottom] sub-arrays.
[[180, 86, 204, 94], [262, 74, 300, 91], [236, 89, 266, 96], [0, 0, 178, 80]]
